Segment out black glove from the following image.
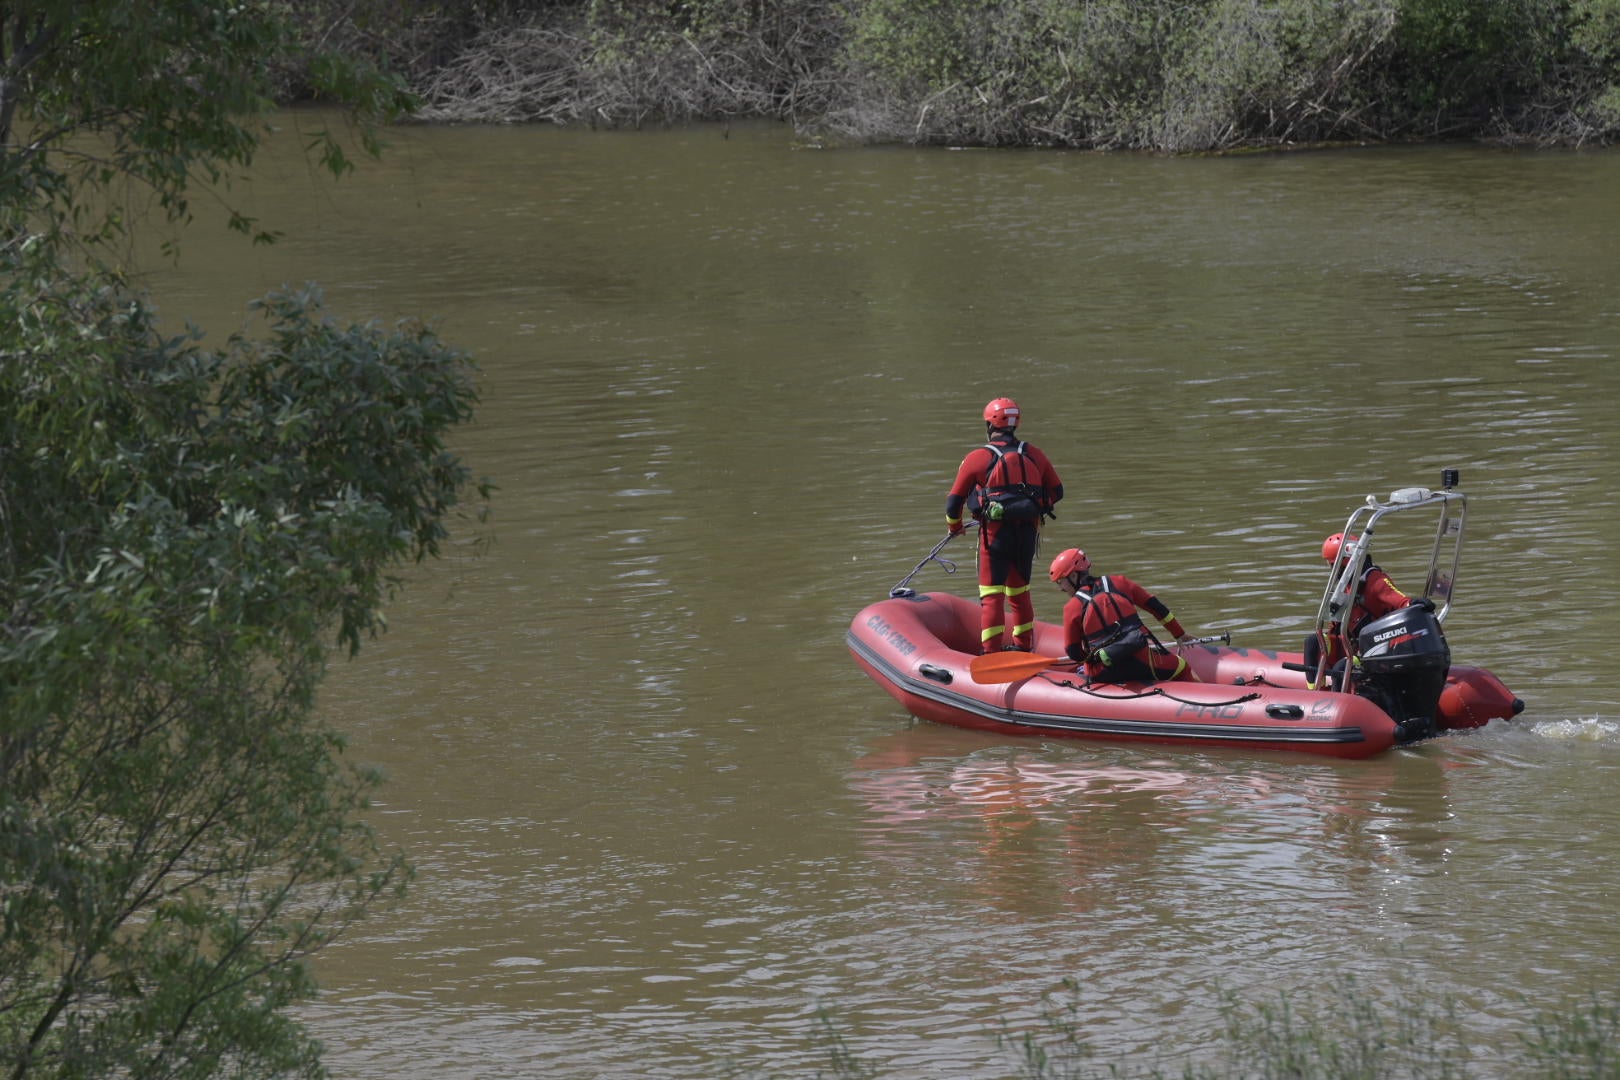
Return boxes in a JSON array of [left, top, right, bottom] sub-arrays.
[[1413, 597, 1436, 612]]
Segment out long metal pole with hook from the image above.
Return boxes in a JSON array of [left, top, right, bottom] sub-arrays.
[[889, 524, 975, 598]]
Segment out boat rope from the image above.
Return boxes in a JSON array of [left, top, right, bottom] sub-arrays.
[[889, 524, 977, 598], [1044, 675, 1262, 708]]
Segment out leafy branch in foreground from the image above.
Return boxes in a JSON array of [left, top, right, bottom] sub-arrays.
[[0, 0, 413, 252], [0, 265, 489, 1080]]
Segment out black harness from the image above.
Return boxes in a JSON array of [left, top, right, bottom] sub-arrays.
[[1072, 577, 1148, 655], [976, 440, 1046, 522]]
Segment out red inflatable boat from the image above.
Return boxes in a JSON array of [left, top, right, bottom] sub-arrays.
[[848, 475, 1524, 759]]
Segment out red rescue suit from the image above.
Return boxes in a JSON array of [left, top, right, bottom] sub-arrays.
[[1061, 574, 1192, 684], [945, 436, 1062, 653], [1304, 563, 1412, 685]]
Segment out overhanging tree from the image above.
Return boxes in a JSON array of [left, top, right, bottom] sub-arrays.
[[0, 0, 406, 248], [1, 4, 487, 1078]]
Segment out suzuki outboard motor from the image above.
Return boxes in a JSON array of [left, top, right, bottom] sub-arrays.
[[1355, 605, 1452, 742]]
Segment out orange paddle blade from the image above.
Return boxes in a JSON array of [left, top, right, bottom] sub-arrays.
[[967, 651, 1074, 684]]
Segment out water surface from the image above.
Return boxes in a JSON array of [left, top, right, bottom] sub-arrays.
[[148, 120, 1620, 1078]]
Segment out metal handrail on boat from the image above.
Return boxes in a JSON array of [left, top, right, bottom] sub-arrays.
[[1308, 468, 1465, 693]]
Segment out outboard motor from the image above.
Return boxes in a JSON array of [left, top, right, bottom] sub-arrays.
[[1355, 605, 1451, 743]]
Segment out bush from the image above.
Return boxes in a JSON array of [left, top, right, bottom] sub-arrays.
[[382, 0, 1620, 148], [0, 266, 487, 1079]]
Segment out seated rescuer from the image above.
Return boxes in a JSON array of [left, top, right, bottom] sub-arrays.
[[945, 397, 1064, 654], [1302, 532, 1423, 689], [1048, 548, 1199, 685]]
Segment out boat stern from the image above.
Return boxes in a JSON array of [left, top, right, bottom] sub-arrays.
[[1438, 666, 1526, 731]]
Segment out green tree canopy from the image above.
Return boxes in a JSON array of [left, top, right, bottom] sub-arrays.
[[0, 0, 410, 248], [1, 270, 485, 1078], [1, 4, 486, 1078]]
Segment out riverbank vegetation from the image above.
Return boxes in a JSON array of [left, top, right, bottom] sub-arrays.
[[2, 4, 485, 1077], [301, 0, 1620, 149], [782, 977, 1620, 1079]]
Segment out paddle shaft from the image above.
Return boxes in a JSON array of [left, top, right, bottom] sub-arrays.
[[968, 632, 1233, 684], [1153, 632, 1231, 652]]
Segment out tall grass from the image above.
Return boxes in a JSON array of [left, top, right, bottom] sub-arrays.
[[774, 979, 1620, 1079]]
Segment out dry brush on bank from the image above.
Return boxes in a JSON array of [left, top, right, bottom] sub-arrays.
[[305, 0, 1620, 149]]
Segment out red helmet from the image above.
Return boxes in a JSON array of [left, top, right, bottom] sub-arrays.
[[983, 397, 1020, 429], [1321, 533, 1360, 562], [1048, 548, 1091, 583]]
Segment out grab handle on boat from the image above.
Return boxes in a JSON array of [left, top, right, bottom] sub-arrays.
[[1276, 660, 1341, 693], [1282, 660, 1342, 690], [919, 664, 954, 684]]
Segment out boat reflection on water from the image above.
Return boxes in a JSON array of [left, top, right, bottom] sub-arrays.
[[845, 725, 1458, 918]]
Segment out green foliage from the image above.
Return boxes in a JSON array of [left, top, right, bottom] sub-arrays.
[[1391, 0, 1553, 117], [846, 0, 995, 90], [994, 977, 1100, 1079], [1594, 85, 1620, 125], [0, 0, 414, 252], [1519, 994, 1620, 1080], [585, 0, 755, 39], [0, 5, 486, 1078], [830, 0, 1405, 149], [576, 0, 778, 77], [1198, 975, 1476, 1080], [1569, 0, 1620, 136], [0, 259, 485, 1079], [981, 976, 1620, 1080], [809, 1007, 881, 1080], [825, 0, 1620, 147], [1157, 0, 1400, 149], [389, 0, 1620, 147], [1572, 0, 1620, 64]]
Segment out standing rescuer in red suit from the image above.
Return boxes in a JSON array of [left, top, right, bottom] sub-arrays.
[[1049, 548, 1198, 684], [1303, 531, 1417, 688], [945, 398, 1064, 654]]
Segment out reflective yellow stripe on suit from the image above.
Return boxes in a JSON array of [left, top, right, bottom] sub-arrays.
[[978, 583, 1009, 645], [1006, 583, 1034, 637]]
